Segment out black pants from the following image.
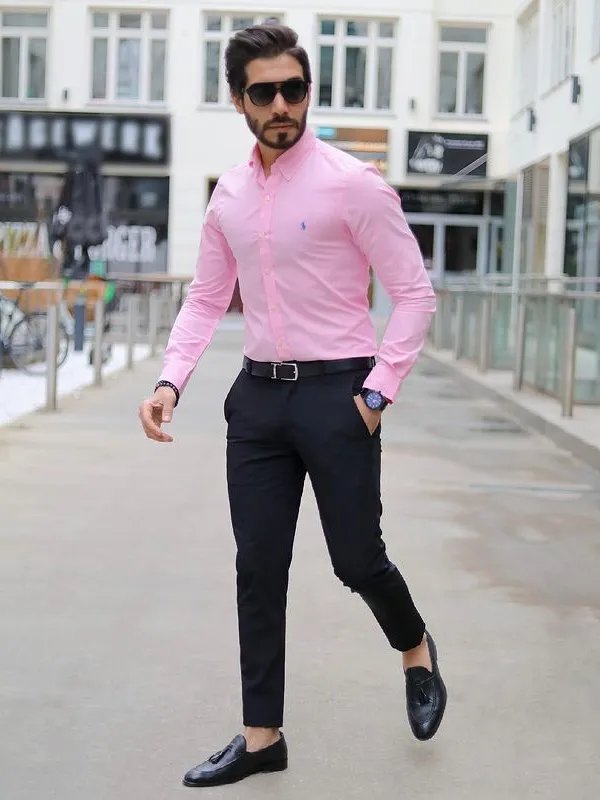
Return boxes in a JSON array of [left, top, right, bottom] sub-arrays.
[[225, 366, 426, 728]]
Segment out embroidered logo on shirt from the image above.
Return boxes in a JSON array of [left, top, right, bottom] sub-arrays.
[[300, 221, 307, 230]]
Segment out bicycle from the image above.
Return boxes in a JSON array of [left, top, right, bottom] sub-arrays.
[[0, 282, 71, 375]]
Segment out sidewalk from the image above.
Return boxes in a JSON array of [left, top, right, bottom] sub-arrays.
[[0, 343, 150, 427], [425, 347, 600, 471], [1, 328, 599, 800]]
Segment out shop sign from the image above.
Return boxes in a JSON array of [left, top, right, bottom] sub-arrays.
[[407, 131, 488, 177], [0, 110, 169, 165]]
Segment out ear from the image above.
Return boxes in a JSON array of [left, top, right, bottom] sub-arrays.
[[231, 92, 245, 115]]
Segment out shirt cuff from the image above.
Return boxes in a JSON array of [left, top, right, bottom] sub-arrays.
[[362, 361, 403, 404]]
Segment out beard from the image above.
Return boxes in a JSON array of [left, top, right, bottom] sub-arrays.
[[245, 108, 308, 151]]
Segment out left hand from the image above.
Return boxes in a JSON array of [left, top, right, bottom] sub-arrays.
[[353, 394, 382, 435]]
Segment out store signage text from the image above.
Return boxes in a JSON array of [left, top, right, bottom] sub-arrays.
[[0, 221, 158, 264]]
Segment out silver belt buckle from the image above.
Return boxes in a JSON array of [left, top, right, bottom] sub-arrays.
[[271, 361, 299, 380]]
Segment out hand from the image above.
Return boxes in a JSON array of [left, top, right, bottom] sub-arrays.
[[353, 394, 382, 435], [138, 386, 176, 443]]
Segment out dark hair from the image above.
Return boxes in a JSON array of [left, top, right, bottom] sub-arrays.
[[225, 23, 312, 98]]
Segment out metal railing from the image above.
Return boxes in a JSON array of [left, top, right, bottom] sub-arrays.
[[0, 277, 187, 413], [429, 277, 600, 417]]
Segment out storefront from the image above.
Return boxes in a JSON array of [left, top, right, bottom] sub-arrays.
[[402, 129, 502, 283], [0, 110, 170, 276], [565, 126, 600, 280]]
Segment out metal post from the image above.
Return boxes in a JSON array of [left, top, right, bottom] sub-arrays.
[[513, 299, 527, 391], [433, 292, 444, 349], [93, 298, 104, 386], [149, 291, 160, 357], [478, 293, 492, 372], [73, 295, 86, 351], [126, 294, 138, 370], [454, 293, 465, 360], [45, 304, 59, 411], [561, 302, 577, 417]]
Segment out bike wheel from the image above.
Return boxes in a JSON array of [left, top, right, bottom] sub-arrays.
[[9, 313, 71, 375]]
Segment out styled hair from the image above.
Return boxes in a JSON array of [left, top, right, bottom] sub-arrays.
[[225, 23, 312, 98]]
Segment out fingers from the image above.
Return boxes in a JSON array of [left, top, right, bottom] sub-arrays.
[[138, 400, 174, 443]]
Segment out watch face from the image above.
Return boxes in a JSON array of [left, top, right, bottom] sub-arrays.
[[365, 391, 382, 410]]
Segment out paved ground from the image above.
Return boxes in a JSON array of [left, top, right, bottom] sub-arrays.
[[2, 327, 600, 800]]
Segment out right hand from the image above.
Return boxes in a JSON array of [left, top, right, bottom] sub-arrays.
[[138, 386, 176, 443]]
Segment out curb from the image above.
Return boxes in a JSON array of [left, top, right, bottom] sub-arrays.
[[424, 349, 600, 473]]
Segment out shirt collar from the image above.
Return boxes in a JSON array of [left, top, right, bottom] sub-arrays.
[[248, 127, 316, 182]]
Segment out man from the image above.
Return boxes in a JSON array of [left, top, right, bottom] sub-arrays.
[[139, 23, 446, 788]]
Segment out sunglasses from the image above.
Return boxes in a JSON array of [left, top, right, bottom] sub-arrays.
[[242, 78, 310, 107]]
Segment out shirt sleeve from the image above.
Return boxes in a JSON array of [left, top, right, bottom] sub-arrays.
[[344, 165, 436, 403], [158, 182, 238, 394]]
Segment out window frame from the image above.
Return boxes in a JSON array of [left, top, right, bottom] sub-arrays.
[[199, 12, 283, 107], [88, 9, 169, 106], [0, 9, 49, 102], [436, 23, 488, 118], [548, 0, 575, 89], [315, 17, 396, 113]]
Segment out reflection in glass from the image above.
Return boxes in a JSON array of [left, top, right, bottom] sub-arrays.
[[438, 51, 458, 112], [441, 26, 486, 43], [344, 47, 366, 107], [27, 37, 46, 98], [205, 41, 220, 103], [318, 45, 333, 106], [2, 37, 19, 97], [92, 39, 107, 98], [376, 47, 392, 109], [465, 52, 484, 114], [150, 40, 166, 102], [117, 39, 140, 99], [445, 225, 478, 272]]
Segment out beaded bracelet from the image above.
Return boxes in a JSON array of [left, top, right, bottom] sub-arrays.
[[155, 380, 180, 407]]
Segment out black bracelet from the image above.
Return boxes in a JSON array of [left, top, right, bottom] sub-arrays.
[[155, 380, 180, 406]]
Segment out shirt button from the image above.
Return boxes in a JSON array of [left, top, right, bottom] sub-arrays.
[[265, 194, 271, 201]]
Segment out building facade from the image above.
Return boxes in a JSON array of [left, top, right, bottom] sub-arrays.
[[509, 0, 600, 283], [0, 0, 518, 296], [9, 1, 597, 299]]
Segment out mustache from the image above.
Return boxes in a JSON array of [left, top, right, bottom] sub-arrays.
[[265, 117, 298, 128]]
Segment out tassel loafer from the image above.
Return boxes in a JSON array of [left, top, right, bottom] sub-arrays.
[[182, 733, 288, 787]]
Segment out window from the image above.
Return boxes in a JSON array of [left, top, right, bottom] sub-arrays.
[[437, 25, 487, 115], [549, 0, 575, 88], [0, 11, 48, 100], [91, 10, 168, 103], [517, 7, 539, 109], [317, 18, 395, 111], [201, 13, 281, 105]]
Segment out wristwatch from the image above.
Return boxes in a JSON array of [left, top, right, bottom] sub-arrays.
[[360, 388, 389, 412]]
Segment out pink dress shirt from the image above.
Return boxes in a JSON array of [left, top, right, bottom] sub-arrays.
[[159, 127, 435, 403]]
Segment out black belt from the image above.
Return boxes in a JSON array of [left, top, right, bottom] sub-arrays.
[[243, 356, 376, 381]]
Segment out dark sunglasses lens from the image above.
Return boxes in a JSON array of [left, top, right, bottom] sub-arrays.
[[281, 80, 307, 104], [247, 84, 276, 106]]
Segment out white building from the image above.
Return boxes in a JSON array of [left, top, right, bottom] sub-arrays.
[[0, 1, 597, 294], [509, 0, 600, 284]]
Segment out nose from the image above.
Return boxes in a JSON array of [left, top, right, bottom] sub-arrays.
[[271, 90, 289, 114]]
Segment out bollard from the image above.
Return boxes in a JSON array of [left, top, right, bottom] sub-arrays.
[[561, 303, 577, 418], [45, 304, 59, 411], [453, 294, 465, 360], [478, 294, 491, 372], [513, 299, 527, 391], [73, 295, 86, 352], [149, 291, 160, 357], [93, 298, 104, 386], [126, 294, 138, 370]]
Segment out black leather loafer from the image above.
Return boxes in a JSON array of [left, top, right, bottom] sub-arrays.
[[405, 632, 447, 741], [182, 733, 287, 787]]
